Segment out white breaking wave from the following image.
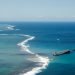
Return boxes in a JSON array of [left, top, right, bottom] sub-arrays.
[[17, 35, 51, 75], [0, 33, 51, 75], [7, 25, 15, 30], [7, 25, 20, 31], [17, 35, 35, 54], [0, 24, 20, 31]]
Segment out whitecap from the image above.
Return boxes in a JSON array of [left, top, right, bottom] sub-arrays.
[[17, 35, 51, 75], [0, 33, 52, 75], [0, 24, 20, 31]]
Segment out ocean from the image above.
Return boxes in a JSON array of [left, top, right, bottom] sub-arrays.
[[0, 22, 75, 75]]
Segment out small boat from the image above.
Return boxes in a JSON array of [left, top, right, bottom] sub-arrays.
[[52, 50, 71, 56]]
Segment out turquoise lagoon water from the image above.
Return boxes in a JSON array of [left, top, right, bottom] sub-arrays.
[[0, 22, 75, 75]]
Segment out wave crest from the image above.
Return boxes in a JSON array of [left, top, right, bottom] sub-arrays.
[[0, 34, 51, 75], [17, 35, 51, 75], [0, 24, 20, 31]]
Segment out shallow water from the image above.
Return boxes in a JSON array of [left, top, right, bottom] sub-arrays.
[[0, 22, 75, 75]]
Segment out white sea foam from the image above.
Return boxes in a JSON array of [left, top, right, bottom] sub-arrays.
[[7, 25, 20, 31], [0, 24, 20, 31], [21, 56, 50, 75], [17, 35, 35, 54], [0, 33, 51, 75], [7, 25, 15, 30], [17, 35, 51, 75]]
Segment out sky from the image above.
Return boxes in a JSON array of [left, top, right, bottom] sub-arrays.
[[0, 0, 75, 21]]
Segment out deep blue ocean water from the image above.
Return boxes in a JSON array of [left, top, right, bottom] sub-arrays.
[[0, 22, 75, 75]]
